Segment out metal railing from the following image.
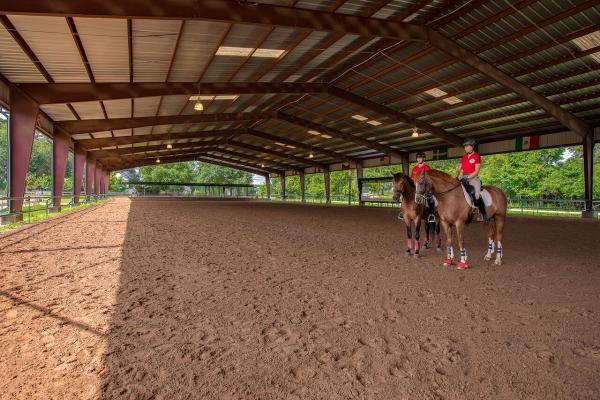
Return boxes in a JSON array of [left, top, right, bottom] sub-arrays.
[[127, 183, 259, 198], [0, 193, 108, 225]]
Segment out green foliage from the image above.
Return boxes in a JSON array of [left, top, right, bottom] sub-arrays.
[[26, 132, 53, 192], [109, 172, 127, 192]]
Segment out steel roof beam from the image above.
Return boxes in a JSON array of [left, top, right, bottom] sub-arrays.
[[245, 128, 358, 164], [17, 82, 328, 104], [277, 112, 406, 160], [227, 139, 328, 170], [327, 86, 463, 146], [57, 112, 276, 135], [0, 0, 428, 41], [77, 129, 245, 149], [428, 30, 593, 138]]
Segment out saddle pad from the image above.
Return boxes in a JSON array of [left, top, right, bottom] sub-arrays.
[[461, 185, 493, 208]]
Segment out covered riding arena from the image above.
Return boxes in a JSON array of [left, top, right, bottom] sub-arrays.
[[0, 1, 599, 399]]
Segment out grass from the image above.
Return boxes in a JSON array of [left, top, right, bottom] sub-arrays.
[[0, 199, 109, 234]]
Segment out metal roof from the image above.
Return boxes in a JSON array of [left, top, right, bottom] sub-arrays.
[[0, 0, 598, 174]]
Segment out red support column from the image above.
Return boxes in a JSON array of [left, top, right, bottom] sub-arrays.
[[52, 132, 70, 209], [73, 146, 86, 204], [94, 162, 102, 195], [85, 154, 95, 200], [8, 86, 39, 214]]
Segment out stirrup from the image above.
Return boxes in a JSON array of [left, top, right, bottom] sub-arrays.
[[427, 214, 436, 223]]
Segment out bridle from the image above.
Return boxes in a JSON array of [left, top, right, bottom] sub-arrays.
[[415, 177, 462, 204]]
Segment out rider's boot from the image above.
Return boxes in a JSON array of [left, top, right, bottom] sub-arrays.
[[476, 198, 488, 222]]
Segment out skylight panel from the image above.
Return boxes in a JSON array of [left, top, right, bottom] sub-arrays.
[[424, 88, 448, 97]]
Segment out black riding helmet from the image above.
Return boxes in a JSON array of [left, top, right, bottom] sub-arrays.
[[416, 151, 426, 159], [463, 138, 476, 147]]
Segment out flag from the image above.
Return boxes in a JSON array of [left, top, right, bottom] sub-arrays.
[[516, 135, 539, 150], [432, 146, 448, 160]]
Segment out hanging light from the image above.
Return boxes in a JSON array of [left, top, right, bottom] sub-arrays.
[[194, 101, 204, 112], [156, 158, 161, 163], [166, 143, 173, 149], [308, 152, 314, 159], [412, 127, 419, 138], [261, 164, 265, 168]]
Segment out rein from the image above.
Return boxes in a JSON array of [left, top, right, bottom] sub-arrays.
[[415, 177, 462, 204]]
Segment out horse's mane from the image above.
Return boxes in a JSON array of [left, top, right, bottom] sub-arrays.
[[425, 169, 459, 184], [392, 172, 415, 188]]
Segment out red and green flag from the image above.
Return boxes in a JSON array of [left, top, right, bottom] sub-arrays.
[[515, 135, 539, 150]]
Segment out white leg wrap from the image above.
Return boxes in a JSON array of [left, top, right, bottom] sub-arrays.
[[460, 248, 467, 263], [485, 238, 494, 260], [495, 241, 503, 264], [447, 246, 454, 259]]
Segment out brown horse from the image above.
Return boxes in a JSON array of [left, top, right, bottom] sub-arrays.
[[414, 169, 507, 268], [392, 172, 441, 258]]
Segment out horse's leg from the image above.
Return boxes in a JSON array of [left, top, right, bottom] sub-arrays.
[[424, 217, 430, 248], [405, 219, 412, 257], [456, 222, 469, 270], [414, 218, 421, 258], [441, 220, 454, 266], [494, 214, 505, 265], [484, 218, 496, 261], [436, 219, 442, 251]]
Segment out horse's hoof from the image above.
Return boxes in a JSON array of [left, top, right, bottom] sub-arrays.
[[443, 258, 454, 266], [484, 255, 492, 261], [404, 251, 411, 257], [457, 262, 470, 270], [494, 259, 502, 266], [414, 253, 420, 259]]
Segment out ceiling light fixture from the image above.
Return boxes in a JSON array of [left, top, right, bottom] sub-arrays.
[[321, 134, 332, 139], [261, 164, 265, 168], [309, 152, 314, 159], [156, 158, 161, 163], [352, 114, 368, 121], [367, 120, 382, 126], [194, 101, 204, 112], [412, 127, 419, 138], [166, 144, 173, 149], [308, 130, 321, 136]]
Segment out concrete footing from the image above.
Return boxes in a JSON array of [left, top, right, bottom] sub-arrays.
[[581, 210, 598, 219], [1, 213, 23, 224]]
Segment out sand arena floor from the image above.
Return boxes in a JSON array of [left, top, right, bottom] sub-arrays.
[[0, 197, 599, 399]]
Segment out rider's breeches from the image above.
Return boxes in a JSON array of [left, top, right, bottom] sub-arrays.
[[464, 176, 481, 199]]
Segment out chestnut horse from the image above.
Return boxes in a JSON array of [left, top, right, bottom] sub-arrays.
[[414, 169, 507, 268], [392, 172, 441, 258]]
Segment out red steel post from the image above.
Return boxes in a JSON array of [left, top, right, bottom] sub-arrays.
[[85, 154, 95, 200], [9, 86, 39, 213], [73, 146, 86, 204], [52, 132, 70, 208]]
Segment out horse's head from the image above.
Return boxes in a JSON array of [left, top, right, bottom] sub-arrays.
[[391, 172, 415, 202], [414, 170, 432, 205]]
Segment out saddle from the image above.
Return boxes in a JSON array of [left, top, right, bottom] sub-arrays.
[[460, 181, 492, 224]]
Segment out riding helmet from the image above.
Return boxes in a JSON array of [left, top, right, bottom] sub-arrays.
[[463, 138, 476, 147], [416, 151, 426, 159]]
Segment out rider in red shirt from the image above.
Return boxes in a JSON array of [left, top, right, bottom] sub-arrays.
[[456, 138, 487, 221], [411, 152, 430, 180]]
